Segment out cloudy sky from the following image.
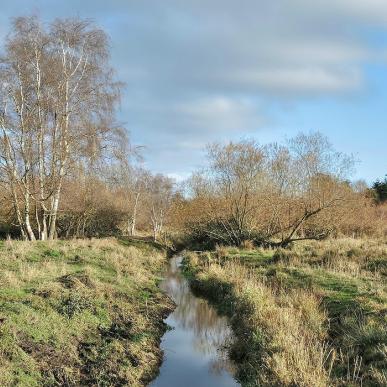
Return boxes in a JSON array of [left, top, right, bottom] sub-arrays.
[[1, 1, 386, 182]]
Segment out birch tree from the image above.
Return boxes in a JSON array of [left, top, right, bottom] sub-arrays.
[[109, 164, 149, 237], [0, 16, 121, 240], [146, 174, 174, 242]]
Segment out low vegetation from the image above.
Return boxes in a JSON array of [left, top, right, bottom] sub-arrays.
[[0, 13, 386, 387], [183, 237, 387, 386], [0, 238, 173, 386]]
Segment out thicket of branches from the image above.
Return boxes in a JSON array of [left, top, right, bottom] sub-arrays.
[[172, 133, 386, 248]]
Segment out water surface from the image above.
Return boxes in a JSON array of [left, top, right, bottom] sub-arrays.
[[150, 256, 239, 387]]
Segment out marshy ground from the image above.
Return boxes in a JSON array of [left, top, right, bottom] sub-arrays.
[[183, 238, 387, 386]]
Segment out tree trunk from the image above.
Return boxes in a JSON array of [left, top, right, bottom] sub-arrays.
[[153, 226, 157, 242], [24, 193, 36, 241], [129, 192, 140, 236], [48, 188, 61, 240]]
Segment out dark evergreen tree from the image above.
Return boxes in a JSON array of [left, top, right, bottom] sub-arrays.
[[372, 176, 387, 202]]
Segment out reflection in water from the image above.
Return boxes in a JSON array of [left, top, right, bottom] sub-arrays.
[[150, 257, 239, 387]]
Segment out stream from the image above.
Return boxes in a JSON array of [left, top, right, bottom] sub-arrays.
[[150, 256, 239, 387]]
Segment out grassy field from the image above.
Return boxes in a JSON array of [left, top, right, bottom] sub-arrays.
[[0, 238, 173, 386], [183, 238, 387, 386]]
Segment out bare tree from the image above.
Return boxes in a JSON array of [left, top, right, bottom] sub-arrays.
[[0, 16, 122, 240], [145, 174, 174, 242], [127, 169, 148, 236], [277, 132, 354, 246], [109, 164, 149, 237], [179, 133, 355, 247], [206, 140, 266, 245]]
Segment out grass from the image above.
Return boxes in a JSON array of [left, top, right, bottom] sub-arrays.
[[0, 238, 173, 386], [183, 237, 387, 386]]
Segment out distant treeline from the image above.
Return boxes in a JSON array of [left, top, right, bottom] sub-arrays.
[[0, 16, 386, 244]]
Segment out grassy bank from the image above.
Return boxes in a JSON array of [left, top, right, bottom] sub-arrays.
[[183, 238, 387, 386], [0, 238, 173, 386]]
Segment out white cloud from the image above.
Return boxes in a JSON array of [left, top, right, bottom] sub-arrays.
[[1, 0, 387, 177], [298, 0, 387, 24], [175, 96, 262, 132], [231, 66, 362, 93], [166, 172, 191, 182]]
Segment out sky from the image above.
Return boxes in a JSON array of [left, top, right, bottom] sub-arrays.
[[0, 0, 386, 183]]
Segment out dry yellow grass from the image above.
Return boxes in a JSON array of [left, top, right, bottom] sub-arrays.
[[195, 259, 329, 386], [185, 237, 387, 386]]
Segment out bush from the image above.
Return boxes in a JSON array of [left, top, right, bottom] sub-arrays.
[[215, 244, 229, 259], [271, 248, 299, 265], [241, 240, 255, 250]]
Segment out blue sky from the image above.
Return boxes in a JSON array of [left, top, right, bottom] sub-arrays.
[[0, 0, 386, 183]]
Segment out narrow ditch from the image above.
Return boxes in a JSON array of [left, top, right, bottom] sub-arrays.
[[150, 256, 240, 387]]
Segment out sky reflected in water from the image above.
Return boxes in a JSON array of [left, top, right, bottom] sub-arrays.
[[150, 256, 239, 387]]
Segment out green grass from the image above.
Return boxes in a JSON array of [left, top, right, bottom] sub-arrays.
[[0, 238, 173, 387], [118, 237, 166, 253], [185, 238, 387, 386]]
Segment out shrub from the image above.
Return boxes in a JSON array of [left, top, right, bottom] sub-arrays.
[[241, 239, 255, 250], [271, 248, 300, 265], [215, 244, 229, 260]]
